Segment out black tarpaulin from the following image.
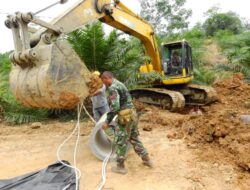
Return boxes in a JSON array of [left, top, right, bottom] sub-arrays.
[[0, 161, 77, 190]]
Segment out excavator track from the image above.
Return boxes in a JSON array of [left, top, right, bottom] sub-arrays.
[[178, 84, 218, 105], [130, 88, 185, 111], [167, 84, 218, 106], [130, 84, 218, 111]]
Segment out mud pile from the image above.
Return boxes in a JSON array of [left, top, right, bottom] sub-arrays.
[[191, 74, 250, 168], [137, 74, 250, 187]]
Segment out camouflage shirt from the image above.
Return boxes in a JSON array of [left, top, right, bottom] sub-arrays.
[[106, 79, 134, 123]]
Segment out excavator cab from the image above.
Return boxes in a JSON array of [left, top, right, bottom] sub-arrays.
[[161, 40, 193, 78]]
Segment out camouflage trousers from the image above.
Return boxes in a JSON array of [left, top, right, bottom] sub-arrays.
[[114, 110, 148, 163]]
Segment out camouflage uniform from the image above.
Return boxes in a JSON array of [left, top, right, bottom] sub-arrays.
[[106, 79, 148, 164]]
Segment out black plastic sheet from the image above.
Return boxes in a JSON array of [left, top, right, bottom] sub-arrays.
[[0, 161, 77, 190]]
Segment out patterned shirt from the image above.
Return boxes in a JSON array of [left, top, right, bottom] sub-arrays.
[[106, 79, 134, 123]]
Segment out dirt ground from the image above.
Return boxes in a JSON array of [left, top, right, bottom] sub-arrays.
[[0, 74, 249, 190]]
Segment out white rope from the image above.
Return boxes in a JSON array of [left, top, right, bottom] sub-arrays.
[[97, 143, 113, 190], [81, 105, 112, 190], [56, 101, 112, 190], [57, 102, 84, 190], [83, 105, 96, 123]]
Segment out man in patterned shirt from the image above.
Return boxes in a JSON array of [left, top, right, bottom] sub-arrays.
[[101, 71, 153, 174]]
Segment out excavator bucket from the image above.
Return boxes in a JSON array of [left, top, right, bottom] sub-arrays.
[[9, 41, 91, 109]]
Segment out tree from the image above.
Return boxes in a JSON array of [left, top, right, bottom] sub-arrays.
[[203, 4, 221, 18], [242, 18, 250, 31], [68, 21, 146, 87], [140, 0, 192, 35], [67, 22, 109, 71], [104, 37, 146, 87], [203, 11, 243, 36]]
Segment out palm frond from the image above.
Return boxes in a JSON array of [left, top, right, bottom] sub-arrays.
[[68, 22, 146, 88]]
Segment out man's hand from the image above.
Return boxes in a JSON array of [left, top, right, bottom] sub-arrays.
[[102, 122, 109, 130], [91, 89, 101, 97]]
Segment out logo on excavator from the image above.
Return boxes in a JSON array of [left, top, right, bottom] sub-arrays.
[[119, 17, 136, 30]]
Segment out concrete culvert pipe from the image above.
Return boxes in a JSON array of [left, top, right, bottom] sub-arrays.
[[89, 113, 130, 161]]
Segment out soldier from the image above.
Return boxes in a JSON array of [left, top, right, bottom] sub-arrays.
[[101, 71, 153, 175]]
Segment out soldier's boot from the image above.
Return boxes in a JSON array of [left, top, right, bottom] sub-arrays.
[[142, 154, 154, 168], [111, 160, 128, 175]]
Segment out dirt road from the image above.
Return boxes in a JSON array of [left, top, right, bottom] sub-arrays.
[[0, 119, 242, 190], [0, 75, 249, 190]]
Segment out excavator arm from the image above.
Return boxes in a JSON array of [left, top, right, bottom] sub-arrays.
[[5, 0, 162, 108]]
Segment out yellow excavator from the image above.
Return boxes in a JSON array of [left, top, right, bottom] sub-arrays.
[[5, 0, 217, 111]]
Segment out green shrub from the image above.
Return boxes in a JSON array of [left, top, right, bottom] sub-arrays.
[[215, 31, 250, 78], [193, 68, 216, 85]]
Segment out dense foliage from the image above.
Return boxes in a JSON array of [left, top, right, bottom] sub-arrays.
[[203, 11, 243, 36], [215, 30, 250, 79]]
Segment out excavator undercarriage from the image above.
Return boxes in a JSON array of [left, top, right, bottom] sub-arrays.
[[130, 84, 218, 111]]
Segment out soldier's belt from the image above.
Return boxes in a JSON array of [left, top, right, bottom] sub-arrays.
[[118, 109, 133, 125]]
